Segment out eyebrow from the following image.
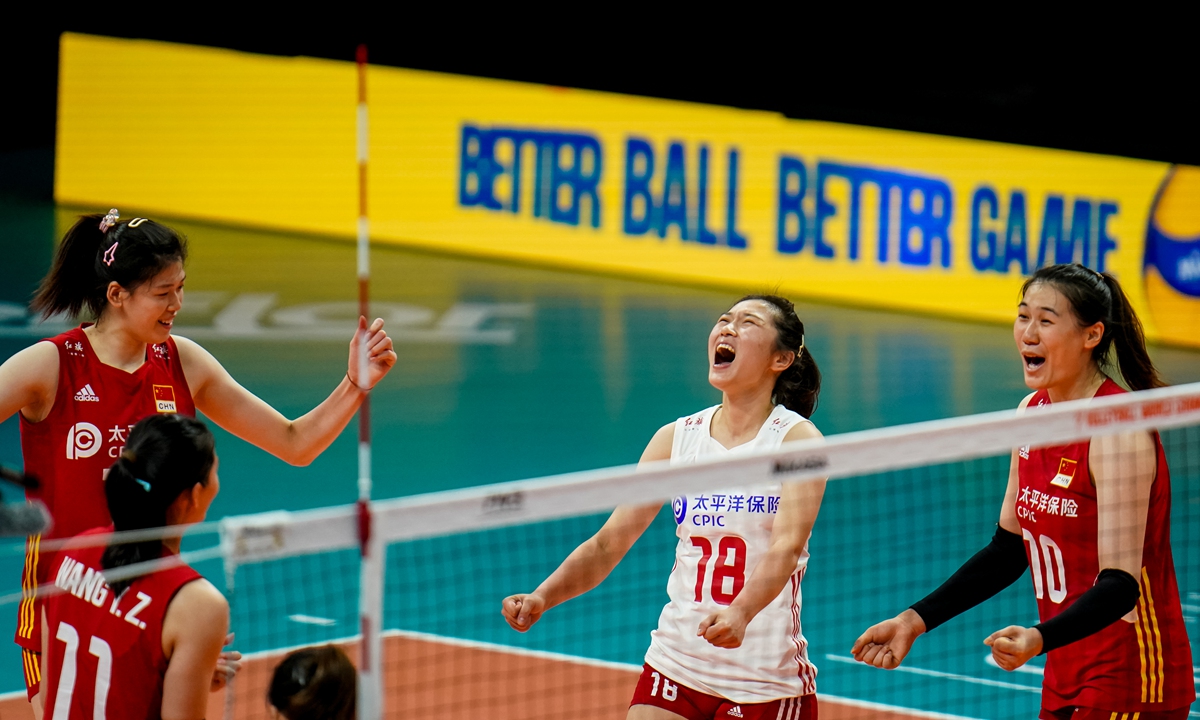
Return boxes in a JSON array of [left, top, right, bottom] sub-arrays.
[[1018, 302, 1058, 315]]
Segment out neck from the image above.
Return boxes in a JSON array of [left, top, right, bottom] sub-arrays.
[[1046, 364, 1107, 403], [162, 537, 181, 555], [84, 318, 147, 372], [716, 383, 776, 436]]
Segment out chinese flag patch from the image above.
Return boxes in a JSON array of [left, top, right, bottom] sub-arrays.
[[153, 385, 177, 413], [1050, 457, 1078, 489]]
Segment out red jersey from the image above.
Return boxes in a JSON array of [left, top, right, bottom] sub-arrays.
[[42, 527, 202, 720], [1016, 379, 1195, 712], [16, 326, 194, 652]]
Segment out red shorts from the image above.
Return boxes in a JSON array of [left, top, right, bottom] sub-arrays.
[[630, 664, 816, 720], [1040, 706, 1191, 720]]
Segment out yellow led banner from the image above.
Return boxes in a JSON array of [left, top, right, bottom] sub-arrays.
[[56, 33, 1199, 347]]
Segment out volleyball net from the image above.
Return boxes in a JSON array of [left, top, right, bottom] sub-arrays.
[[210, 382, 1200, 720], [3, 383, 1197, 719]]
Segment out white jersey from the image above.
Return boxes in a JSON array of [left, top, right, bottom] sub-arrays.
[[643, 404, 818, 702]]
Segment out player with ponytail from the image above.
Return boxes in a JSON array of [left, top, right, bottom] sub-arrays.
[[41, 414, 231, 720], [0, 210, 396, 711], [853, 264, 1194, 719], [504, 295, 827, 720]]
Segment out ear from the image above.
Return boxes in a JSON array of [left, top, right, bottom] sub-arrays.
[[105, 281, 128, 308], [773, 349, 796, 373], [1082, 321, 1104, 351]]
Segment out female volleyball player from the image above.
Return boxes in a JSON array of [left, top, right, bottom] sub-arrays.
[[40, 414, 227, 719], [503, 295, 827, 720], [851, 264, 1195, 719], [0, 210, 396, 708], [267, 645, 357, 720]]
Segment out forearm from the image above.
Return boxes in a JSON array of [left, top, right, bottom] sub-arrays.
[[911, 525, 1028, 632], [727, 543, 804, 623], [273, 377, 365, 465], [1034, 568, 1140, 653], [534, 537, 625, 610]]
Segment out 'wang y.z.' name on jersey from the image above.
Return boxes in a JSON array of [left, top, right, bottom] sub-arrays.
[[55, 557, 152, 631]]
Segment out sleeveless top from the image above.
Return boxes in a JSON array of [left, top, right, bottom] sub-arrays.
[[644, 404, 819, 702], [1017, 379, 1194, 712], [16, 326, 195, 650], [42, 527, 203, 720]]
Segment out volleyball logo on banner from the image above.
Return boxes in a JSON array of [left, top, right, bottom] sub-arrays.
[[1144, 165, 1200, 346]]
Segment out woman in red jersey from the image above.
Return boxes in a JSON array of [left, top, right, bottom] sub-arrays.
[[851, 263, 1195, 720], [42, 414, 227, 720], [0, 210, 396, 711]]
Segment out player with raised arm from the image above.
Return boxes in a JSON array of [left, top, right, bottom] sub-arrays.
[[0, 210, 396, 712], [503, 295, 827, 720], [851, 264, 1195, 719], [41, 414, 228, 720]]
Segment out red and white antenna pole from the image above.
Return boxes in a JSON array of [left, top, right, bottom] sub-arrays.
[[354, 43, 383, 720]]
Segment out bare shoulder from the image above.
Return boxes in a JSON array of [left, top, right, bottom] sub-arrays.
[[783, 418, 822, 443], [171, 334, 215, 364], [639, 422, 675, 464], [2, 340, 59, 376], [169, 578, 228, 619], [0, 341, 60, 413]]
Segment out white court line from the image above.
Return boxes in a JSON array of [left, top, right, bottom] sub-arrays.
[[825, 654, 1041, 693], [230, 629, 979, 718], [288, 614, 336, 626]]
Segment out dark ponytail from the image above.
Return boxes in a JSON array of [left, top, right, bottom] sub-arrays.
[[31, 211, 188, 320], [268, 645, 357, 720], [101, 414, 215, 595], [1020, 263, 1164, 391], [735, 294, 822, 418]]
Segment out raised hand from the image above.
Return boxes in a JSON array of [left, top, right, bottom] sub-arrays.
[[501, 593, 547, 632], [697, 607, 750, 649], [984, 625, 1043, 671], [348, 316, 397, 390], [851, 609, 926, 669]]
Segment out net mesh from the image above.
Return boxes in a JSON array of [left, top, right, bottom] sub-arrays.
[[6, 385, 1196, 719], [214, 384, 1200, 720]]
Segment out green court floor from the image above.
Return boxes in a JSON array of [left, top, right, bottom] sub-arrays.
[[1, 198, 1197, 716]]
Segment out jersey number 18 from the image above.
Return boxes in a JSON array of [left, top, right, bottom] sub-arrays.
[[691, 536, 747, 605]]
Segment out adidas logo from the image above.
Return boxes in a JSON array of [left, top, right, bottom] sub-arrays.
[[73, 385, 100, 402], [727, 707, 743, 718]]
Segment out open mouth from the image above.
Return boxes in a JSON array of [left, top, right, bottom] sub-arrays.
[[1023, 354, 1045, 371], [158, 319, 174, 329], [714, 343, 736, 367]]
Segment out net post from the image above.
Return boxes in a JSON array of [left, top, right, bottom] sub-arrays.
[[354, 43, 384, 720]]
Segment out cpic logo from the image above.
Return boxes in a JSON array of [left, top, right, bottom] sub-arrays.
[[672, 496, 687, 525], [66, 422, 102, 460]]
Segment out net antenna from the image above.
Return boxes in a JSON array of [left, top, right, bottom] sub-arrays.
[[355, 43, 384, 720]]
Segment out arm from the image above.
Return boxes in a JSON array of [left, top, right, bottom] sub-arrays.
[[0, 342, 59, 425], [161, 580, 229, 720], [853, 394, 1035, 669], [987, 429, 1153, 669], [698, 422, 826, 648], [501, 423, 674, 631], [176, 317, 396, 466]]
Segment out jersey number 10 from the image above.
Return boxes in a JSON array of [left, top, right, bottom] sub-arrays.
[[691, 536, 747, 605], [1022, 529, 1068, 604]]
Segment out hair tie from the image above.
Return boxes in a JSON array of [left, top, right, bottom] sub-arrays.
[[134, 478, 152, 493], [99, 208, 120, 233]]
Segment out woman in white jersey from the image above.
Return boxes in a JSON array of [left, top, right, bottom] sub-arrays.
[[503, 295, 827, 720]]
